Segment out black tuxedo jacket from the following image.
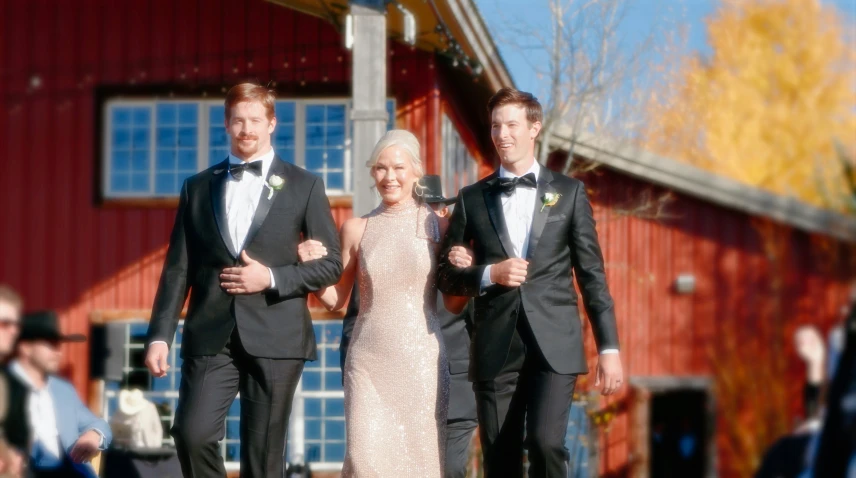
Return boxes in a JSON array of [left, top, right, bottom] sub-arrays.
[[1, 368, 29, 453], [147, 156, 342, 360], [438, 167, 619, 380]]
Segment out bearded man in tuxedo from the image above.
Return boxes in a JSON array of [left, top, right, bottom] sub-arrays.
[[145, 83, 342, 478]]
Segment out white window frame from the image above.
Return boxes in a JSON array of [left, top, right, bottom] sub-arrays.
[[103, 98, 385, 199], [440, 113, 479, 198], [288, 320, 346, 471]]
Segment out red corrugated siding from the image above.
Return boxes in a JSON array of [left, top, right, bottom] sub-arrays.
[[0, 0, 453, 398], [575, 171, 855, 476], [3, 1, 854, 475]]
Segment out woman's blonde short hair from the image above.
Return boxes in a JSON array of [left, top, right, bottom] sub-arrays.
[[365, 129, 425, 178]]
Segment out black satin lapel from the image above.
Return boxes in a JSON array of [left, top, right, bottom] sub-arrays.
[[526, 168, 555, 261], [210, 162, 237, 258], [483, 187, 516, 258], [243, 157, 285, 251]]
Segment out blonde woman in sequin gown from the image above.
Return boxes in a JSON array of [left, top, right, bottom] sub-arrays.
[[302, 130, 470, 477]]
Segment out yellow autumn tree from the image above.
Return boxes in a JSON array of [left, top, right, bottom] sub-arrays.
[[645, 0, 856, 212]]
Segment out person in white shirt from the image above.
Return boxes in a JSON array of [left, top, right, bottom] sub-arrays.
[[10, 311, 111, 478], [438, 87, 623, 477]]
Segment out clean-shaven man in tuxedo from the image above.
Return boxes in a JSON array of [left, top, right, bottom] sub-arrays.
[[438, 87, 623, 477], [145, 83, 342, 478]]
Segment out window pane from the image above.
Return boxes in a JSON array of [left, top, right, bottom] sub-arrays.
[[306, 105, 325, 123], [111, 173, 130, 192], [277, 101, 295, 123], [113, 151, 131, 172], [133, 108, 151, 126], [155, 173, 174, 195], [132, 150, 149, 171], [131, 173, 149, 192], [178, 104, 197, 125], [324, 371, 342, 391], [157, 151, 175, 170], [132, 128, 149, 149], [157, 128, 176, 148], [113, 108, 131, 127], [306, 149, 324, 172], [157, 104, 177, 125], [324, 347, 341, 368], [306, 125, 324, 147], [326, 149, 344, 170], [226, 443, 240, 462], [325, 442, 345, 462], [305, 419, 322, 440], [325, 398, 345, 416], [178, 127, 197, 148], [275, 126, 295, 148], [326, 173, 344, 191], [326, 124, 344, 147], [177, 149, 196, 171], [302, 371, 322, 391], [326, 105, 345, 123], [304, 398, 322, 418], [113, 129, 130, 149], [210, 127, 229, 148]]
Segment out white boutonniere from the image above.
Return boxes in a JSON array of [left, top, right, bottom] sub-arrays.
[[266, 175, 285, 199], [540, 192, 562, 212]]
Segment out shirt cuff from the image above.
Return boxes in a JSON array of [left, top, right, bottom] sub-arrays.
[[88, 428, 107, 450], [600, 349, 619, 354], [268, 268, 277, 289], [480, 265, 494, 294], [149, 341, 168, 347]]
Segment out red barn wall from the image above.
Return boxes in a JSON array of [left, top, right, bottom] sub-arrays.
[[574, 169, 855, 476], [0, 0, 489, 396]]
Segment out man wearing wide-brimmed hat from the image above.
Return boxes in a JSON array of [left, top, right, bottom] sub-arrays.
[[9, 311, 112, 478]]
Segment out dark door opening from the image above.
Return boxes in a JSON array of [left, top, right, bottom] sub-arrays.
[[649, 389, 709, 478]]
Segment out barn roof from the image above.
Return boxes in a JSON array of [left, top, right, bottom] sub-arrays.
[[268, 0, 514, 91], [549, 126, 856, 243]]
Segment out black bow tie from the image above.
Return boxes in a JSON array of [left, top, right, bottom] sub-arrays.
[[495, 173, 537, 195], [229, 161, 263, 180]]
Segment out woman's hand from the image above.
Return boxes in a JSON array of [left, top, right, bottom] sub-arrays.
[[448, 246, 473, 268], [297, 239, 328, 263]]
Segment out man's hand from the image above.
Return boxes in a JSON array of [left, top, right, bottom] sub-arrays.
[[489, 258, 529, 287], [595, 353, 624, 396], [69, 430, 102, 464], [220, 251, 271, 294], [448, 246, 473, 268], [298, 240, 327, 263], [145, 342, 170, 378]]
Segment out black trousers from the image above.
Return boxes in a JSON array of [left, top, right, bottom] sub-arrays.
[[474, 313, 578, 478], [172, 328, 304, 478]]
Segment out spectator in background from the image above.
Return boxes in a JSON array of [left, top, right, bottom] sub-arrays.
[[754, 326, 826, 478], [0, 286, 28, 477], [811, 287, 856, 477], [9, 310, 112, 478]]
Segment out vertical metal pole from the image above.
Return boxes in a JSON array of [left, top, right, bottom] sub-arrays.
[[350, 1, 388, 217]]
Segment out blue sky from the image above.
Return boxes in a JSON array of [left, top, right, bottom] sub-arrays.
[[474, 0, 855, 95]]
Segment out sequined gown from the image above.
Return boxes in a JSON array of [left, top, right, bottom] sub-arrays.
[[341, 200, 450, 477]]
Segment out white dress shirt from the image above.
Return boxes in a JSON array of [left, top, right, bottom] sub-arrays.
[[479, 160, 618, 355], [150, 149, 278, 348], [9, 361, 62, 467]]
